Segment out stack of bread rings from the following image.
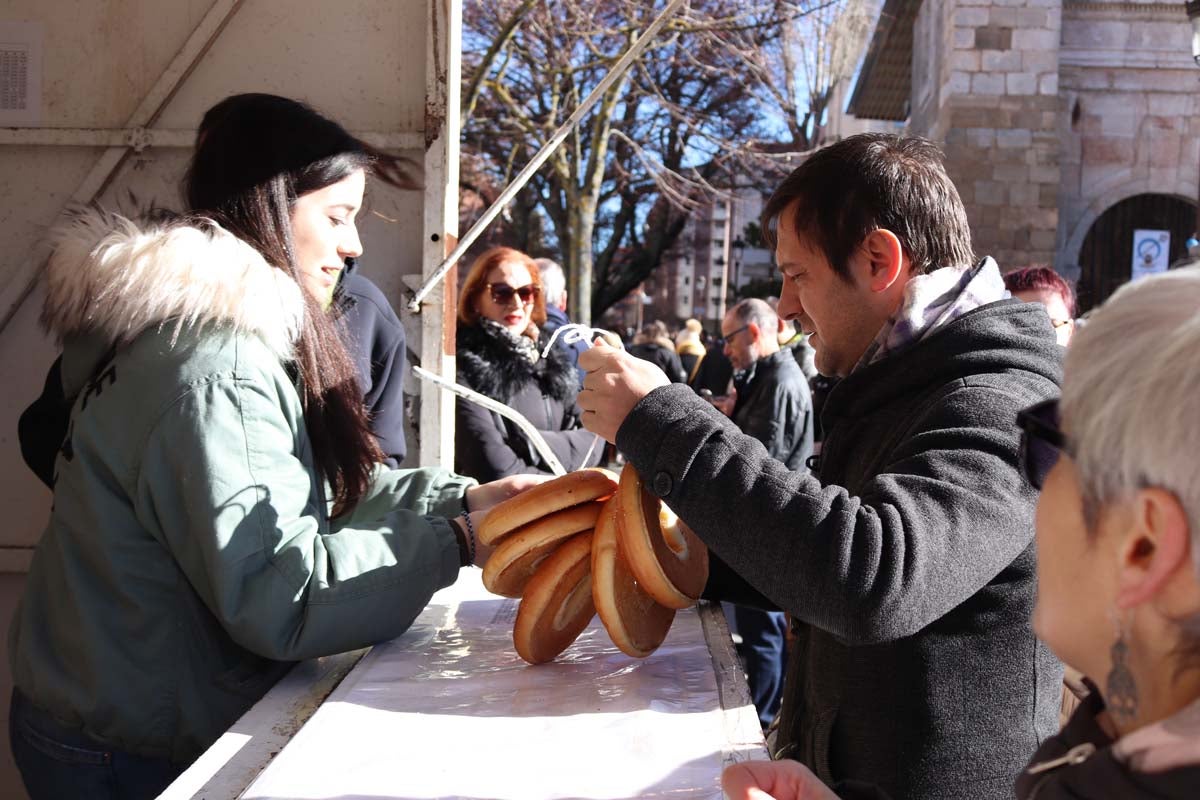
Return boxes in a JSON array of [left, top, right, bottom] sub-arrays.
[[479, 464, 709, 664]]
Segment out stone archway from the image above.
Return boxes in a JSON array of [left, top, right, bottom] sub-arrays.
[[1075, 193, 1197, 313], [1062, 174, 1198, 283]]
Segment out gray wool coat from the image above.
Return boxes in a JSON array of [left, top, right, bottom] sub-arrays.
[[616, 300, 1065, 800]]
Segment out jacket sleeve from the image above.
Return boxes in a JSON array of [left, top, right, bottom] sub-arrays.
[[135, 367, 464, 663], [362, 311, 408, 468], [616, 382, 1041, 646]]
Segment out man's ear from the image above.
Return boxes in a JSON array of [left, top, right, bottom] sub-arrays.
[[860, 229, 906, 293], [1115, 488, 1192, 610]]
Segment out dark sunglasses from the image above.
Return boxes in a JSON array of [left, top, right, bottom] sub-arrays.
[[1016, 398, 1067, 490], [486, 282, 540, 305]]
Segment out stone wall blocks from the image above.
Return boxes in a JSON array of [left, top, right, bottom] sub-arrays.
[[1110, 70, 1197, 94], [975, 180, 1007, 206], [1029, 165, 1061, 184], [1039, 73, 1059, 95], [954, 7, 988, 27], [990, 7, 1017, 27], [974, 25, 1013, 51], [972, 73, 1005, 95], [953, 26, 975, 49], [1022, 50, 1059, 73], [1147, 94, 1194, 117], [1082, 136, 1136, 166], [982, 50, 1023, 72], [949, 70, 973, 95], [951, 50, 981, 71], [993, 163, 1030, 182], [1007, 72, 1039, 95], [1017, 8, 1048, 28], [997, 128, 1034, 148], [1012, 29, 1059, 51]]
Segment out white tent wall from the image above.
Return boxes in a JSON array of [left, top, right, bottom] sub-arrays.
[[0, 2, 459, 796]]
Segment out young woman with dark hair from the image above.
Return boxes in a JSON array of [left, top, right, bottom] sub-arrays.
[[8, 94, 535, 800]]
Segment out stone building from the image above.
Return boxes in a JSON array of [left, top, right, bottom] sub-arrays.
[[849, 0, 1200, 311]]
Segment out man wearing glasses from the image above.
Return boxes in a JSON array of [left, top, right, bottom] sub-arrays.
[[577, 134, 1063, 800], [718, 298, 812, 732]]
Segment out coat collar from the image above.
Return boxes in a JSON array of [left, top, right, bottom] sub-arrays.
[[42, 207, 305, 363]]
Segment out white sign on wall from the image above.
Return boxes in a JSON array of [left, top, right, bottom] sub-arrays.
[[1131, 229, 1170, 282]]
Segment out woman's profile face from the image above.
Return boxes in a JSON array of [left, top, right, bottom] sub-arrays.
[[1032, 452, 1119, 679], [290, 169, 366, 306], [475, 260, 538, 335]]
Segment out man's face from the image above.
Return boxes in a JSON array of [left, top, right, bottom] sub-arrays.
[[773, 203, 883, 377], [721, 312, 759, 371]]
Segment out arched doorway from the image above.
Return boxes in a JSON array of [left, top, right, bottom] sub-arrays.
[[1077, 193, 1197, 313]]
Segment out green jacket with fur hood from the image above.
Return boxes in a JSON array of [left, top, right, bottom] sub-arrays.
[[9, 210, 474, 764]]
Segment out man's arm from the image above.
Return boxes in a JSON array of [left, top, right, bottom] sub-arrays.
[[612, 382, 1039, 645]]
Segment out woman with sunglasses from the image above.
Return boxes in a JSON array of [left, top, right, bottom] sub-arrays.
[[8, 94, 537, 800], [721, 267, 1200, 800], [455, 246, 603, 481]]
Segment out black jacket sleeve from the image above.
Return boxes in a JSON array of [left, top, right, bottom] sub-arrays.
[[616, 382, 1043, 646]]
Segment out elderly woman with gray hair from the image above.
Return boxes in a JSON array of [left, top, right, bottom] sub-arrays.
[[722, 267, 1200, 800]]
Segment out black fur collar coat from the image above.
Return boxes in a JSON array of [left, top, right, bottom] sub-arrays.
[[453, 321, 599, 482], [456, 322, 578, 404]]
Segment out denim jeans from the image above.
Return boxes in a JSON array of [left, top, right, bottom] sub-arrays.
[[9, 689, 185, 800], [732, 606, 790, 729]]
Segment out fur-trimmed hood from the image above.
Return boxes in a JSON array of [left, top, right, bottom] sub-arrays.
[[42, 207, 305, 362], [456, 321, 579, 404]]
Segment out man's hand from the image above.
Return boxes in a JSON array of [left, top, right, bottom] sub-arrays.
[[464, 473, 550, 513], [577, 337, 670, 443], [721, 760, 840, 800]]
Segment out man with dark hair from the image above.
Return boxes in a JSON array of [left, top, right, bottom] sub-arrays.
[[577, 133, 1063, 800], [720, 298, 812, 730], [1003, 265, 1076, 346]]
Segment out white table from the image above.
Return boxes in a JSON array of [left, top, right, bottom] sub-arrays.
[[163, 569, 766, 799]]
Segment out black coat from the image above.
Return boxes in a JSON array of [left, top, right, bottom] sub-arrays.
[[455, 322, 602, 482], [616, 300, 1064, 800], [336, 268, 407, 467], [628, 340, 687, 383], [1015, 685, 1200, 800], [731, 349, 812, 470]]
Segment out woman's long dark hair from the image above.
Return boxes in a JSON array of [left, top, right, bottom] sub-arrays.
[[186, 93, 419, 515]]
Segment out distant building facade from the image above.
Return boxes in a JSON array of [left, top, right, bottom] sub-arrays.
[[849, 0, 1200, 311]]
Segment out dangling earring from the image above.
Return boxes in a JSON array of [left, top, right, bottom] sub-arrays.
[[1105, 608, 1138, 726]]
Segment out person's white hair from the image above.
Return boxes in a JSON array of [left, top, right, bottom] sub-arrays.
[[533, 258, 567, 307], [1061, 268, 1200, 576]]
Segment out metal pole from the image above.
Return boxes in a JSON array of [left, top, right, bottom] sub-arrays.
[[407, 0, 688, 313]]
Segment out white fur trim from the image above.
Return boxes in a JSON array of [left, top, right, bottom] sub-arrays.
[[42, 208, 304, 361]]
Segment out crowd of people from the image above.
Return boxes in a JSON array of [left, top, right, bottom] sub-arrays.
[[7, 92, 1199, 800]]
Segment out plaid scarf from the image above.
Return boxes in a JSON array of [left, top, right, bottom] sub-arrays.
[[855, 257, 1007, 371]]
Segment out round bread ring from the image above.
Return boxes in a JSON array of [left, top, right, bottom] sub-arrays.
[[513, 532, 596, 665], [478, 468, 618, 546], [592, 495, 675, 658], [614, 463, 709, 610], [482, 501, 602, 597]]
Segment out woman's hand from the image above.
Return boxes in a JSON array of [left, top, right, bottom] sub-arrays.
[[465, 474, 551, 513], [721, 760, 840, 800]]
